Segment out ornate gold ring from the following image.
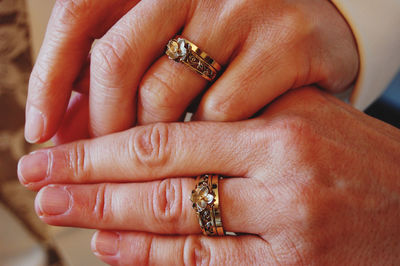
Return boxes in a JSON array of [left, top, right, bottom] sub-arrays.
[[190, 174, 225, 236], [166, 37, 222, 81]]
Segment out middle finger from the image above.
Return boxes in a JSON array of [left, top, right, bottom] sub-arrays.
[[89, 0, 190, 136]]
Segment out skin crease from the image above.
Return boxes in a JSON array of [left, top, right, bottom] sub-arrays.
[[25, 0, 358, 143], [18, 88, 400, 265]]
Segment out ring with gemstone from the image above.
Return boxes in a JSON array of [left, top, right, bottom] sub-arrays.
[[190, 174, 225, 236], [165, 37, 222, 81]]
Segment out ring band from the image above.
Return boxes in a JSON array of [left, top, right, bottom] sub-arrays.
[[165, 37, 222, 81], [190, 174, 225, 236]]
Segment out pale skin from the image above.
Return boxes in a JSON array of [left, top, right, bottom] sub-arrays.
[[25, 0, 359, 144], [18, 88, 400, 265]]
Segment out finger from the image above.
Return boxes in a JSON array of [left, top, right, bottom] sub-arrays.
[[89, 0, 190, 136], [17, 120, 265, 189], [34, 178, 271, 235], [194, 42, 301, 121], [51, 93, 90, 145], [137, 7, 242, 125], [91, 231, 269, 266], [137, 57, 208, 125], [25, 0, 139, 143]]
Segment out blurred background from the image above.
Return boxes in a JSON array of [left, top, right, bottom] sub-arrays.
[[0, 0, 399, 265], [0, 0, 104, 265]]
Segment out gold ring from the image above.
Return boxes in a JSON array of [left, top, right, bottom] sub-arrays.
[[165, 37, 222, 81], [190, 174, 225, 236]]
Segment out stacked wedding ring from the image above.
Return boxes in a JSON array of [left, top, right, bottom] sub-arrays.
[[165, 37, 222, 81], [190, 174, 225, 236]]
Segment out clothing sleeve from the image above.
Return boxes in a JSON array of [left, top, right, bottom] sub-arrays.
[[330, 0, 400, 110]]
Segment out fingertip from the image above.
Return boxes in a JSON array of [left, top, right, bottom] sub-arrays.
[[17, 155, 28, 185], [91, 231, 100, 254], [17, 150, 49, 186], [91, 231, 120, 266], [24, 103, 67, 144], [34, 186, 45, 217], [24, 104, 45, 144], [90, 231, 99, 253]]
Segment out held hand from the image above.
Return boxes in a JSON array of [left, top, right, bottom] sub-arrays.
[[26, 0, 358, 143], [18, 88, 400, 265]]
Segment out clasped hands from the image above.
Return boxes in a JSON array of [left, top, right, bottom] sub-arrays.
[[18, 0, 400, 265]]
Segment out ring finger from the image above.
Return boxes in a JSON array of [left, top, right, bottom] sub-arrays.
[[90, 0, 243, 135], [35, 177, 272, 235], [137, 11, 241, 125]]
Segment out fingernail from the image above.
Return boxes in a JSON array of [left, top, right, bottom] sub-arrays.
[[25, 105, 44, 143], [18, 151, 49, 184], [37, 186, 71, 216], [92, 231, 120, 256]]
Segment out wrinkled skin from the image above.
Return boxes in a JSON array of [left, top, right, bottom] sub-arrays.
[[25, 0, 358, 143], [18, 88, 400, 265]]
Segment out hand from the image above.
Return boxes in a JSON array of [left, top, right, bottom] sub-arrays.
[[25, 0, 358, 143], [18, 88, 400, 265]]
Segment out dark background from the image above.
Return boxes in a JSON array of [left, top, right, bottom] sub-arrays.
[[366, 71, 400, 129]]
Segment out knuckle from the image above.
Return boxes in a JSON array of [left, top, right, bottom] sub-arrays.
[[55, 0, 92, 22], [91, 38, 129, 77], [277, 87, 329, 111], [143, 235, 155, 265], [318, 58, 356, 92], [271, 114, 317, 156], [184, 236, 211, 266], [273, 5, 314, 44], [91, 184, 111, 223], [284, 6, 307, 27], [139, 71, 184, 112], [202, 97, 236, 121], [128, 123, 171, 168], [268, 111, 329, 189], [277, 114, 311, 138], [316, 61, 343, 91], [151, 179, 183, 231], [116, 232, 150, 265], [67, 141, 90, 181]]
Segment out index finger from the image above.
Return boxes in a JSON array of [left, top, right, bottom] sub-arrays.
[[25, 0, 139, 143], [17, 120, 265, 190]]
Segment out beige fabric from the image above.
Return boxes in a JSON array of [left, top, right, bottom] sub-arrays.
[[331, 0, 400, 110]]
